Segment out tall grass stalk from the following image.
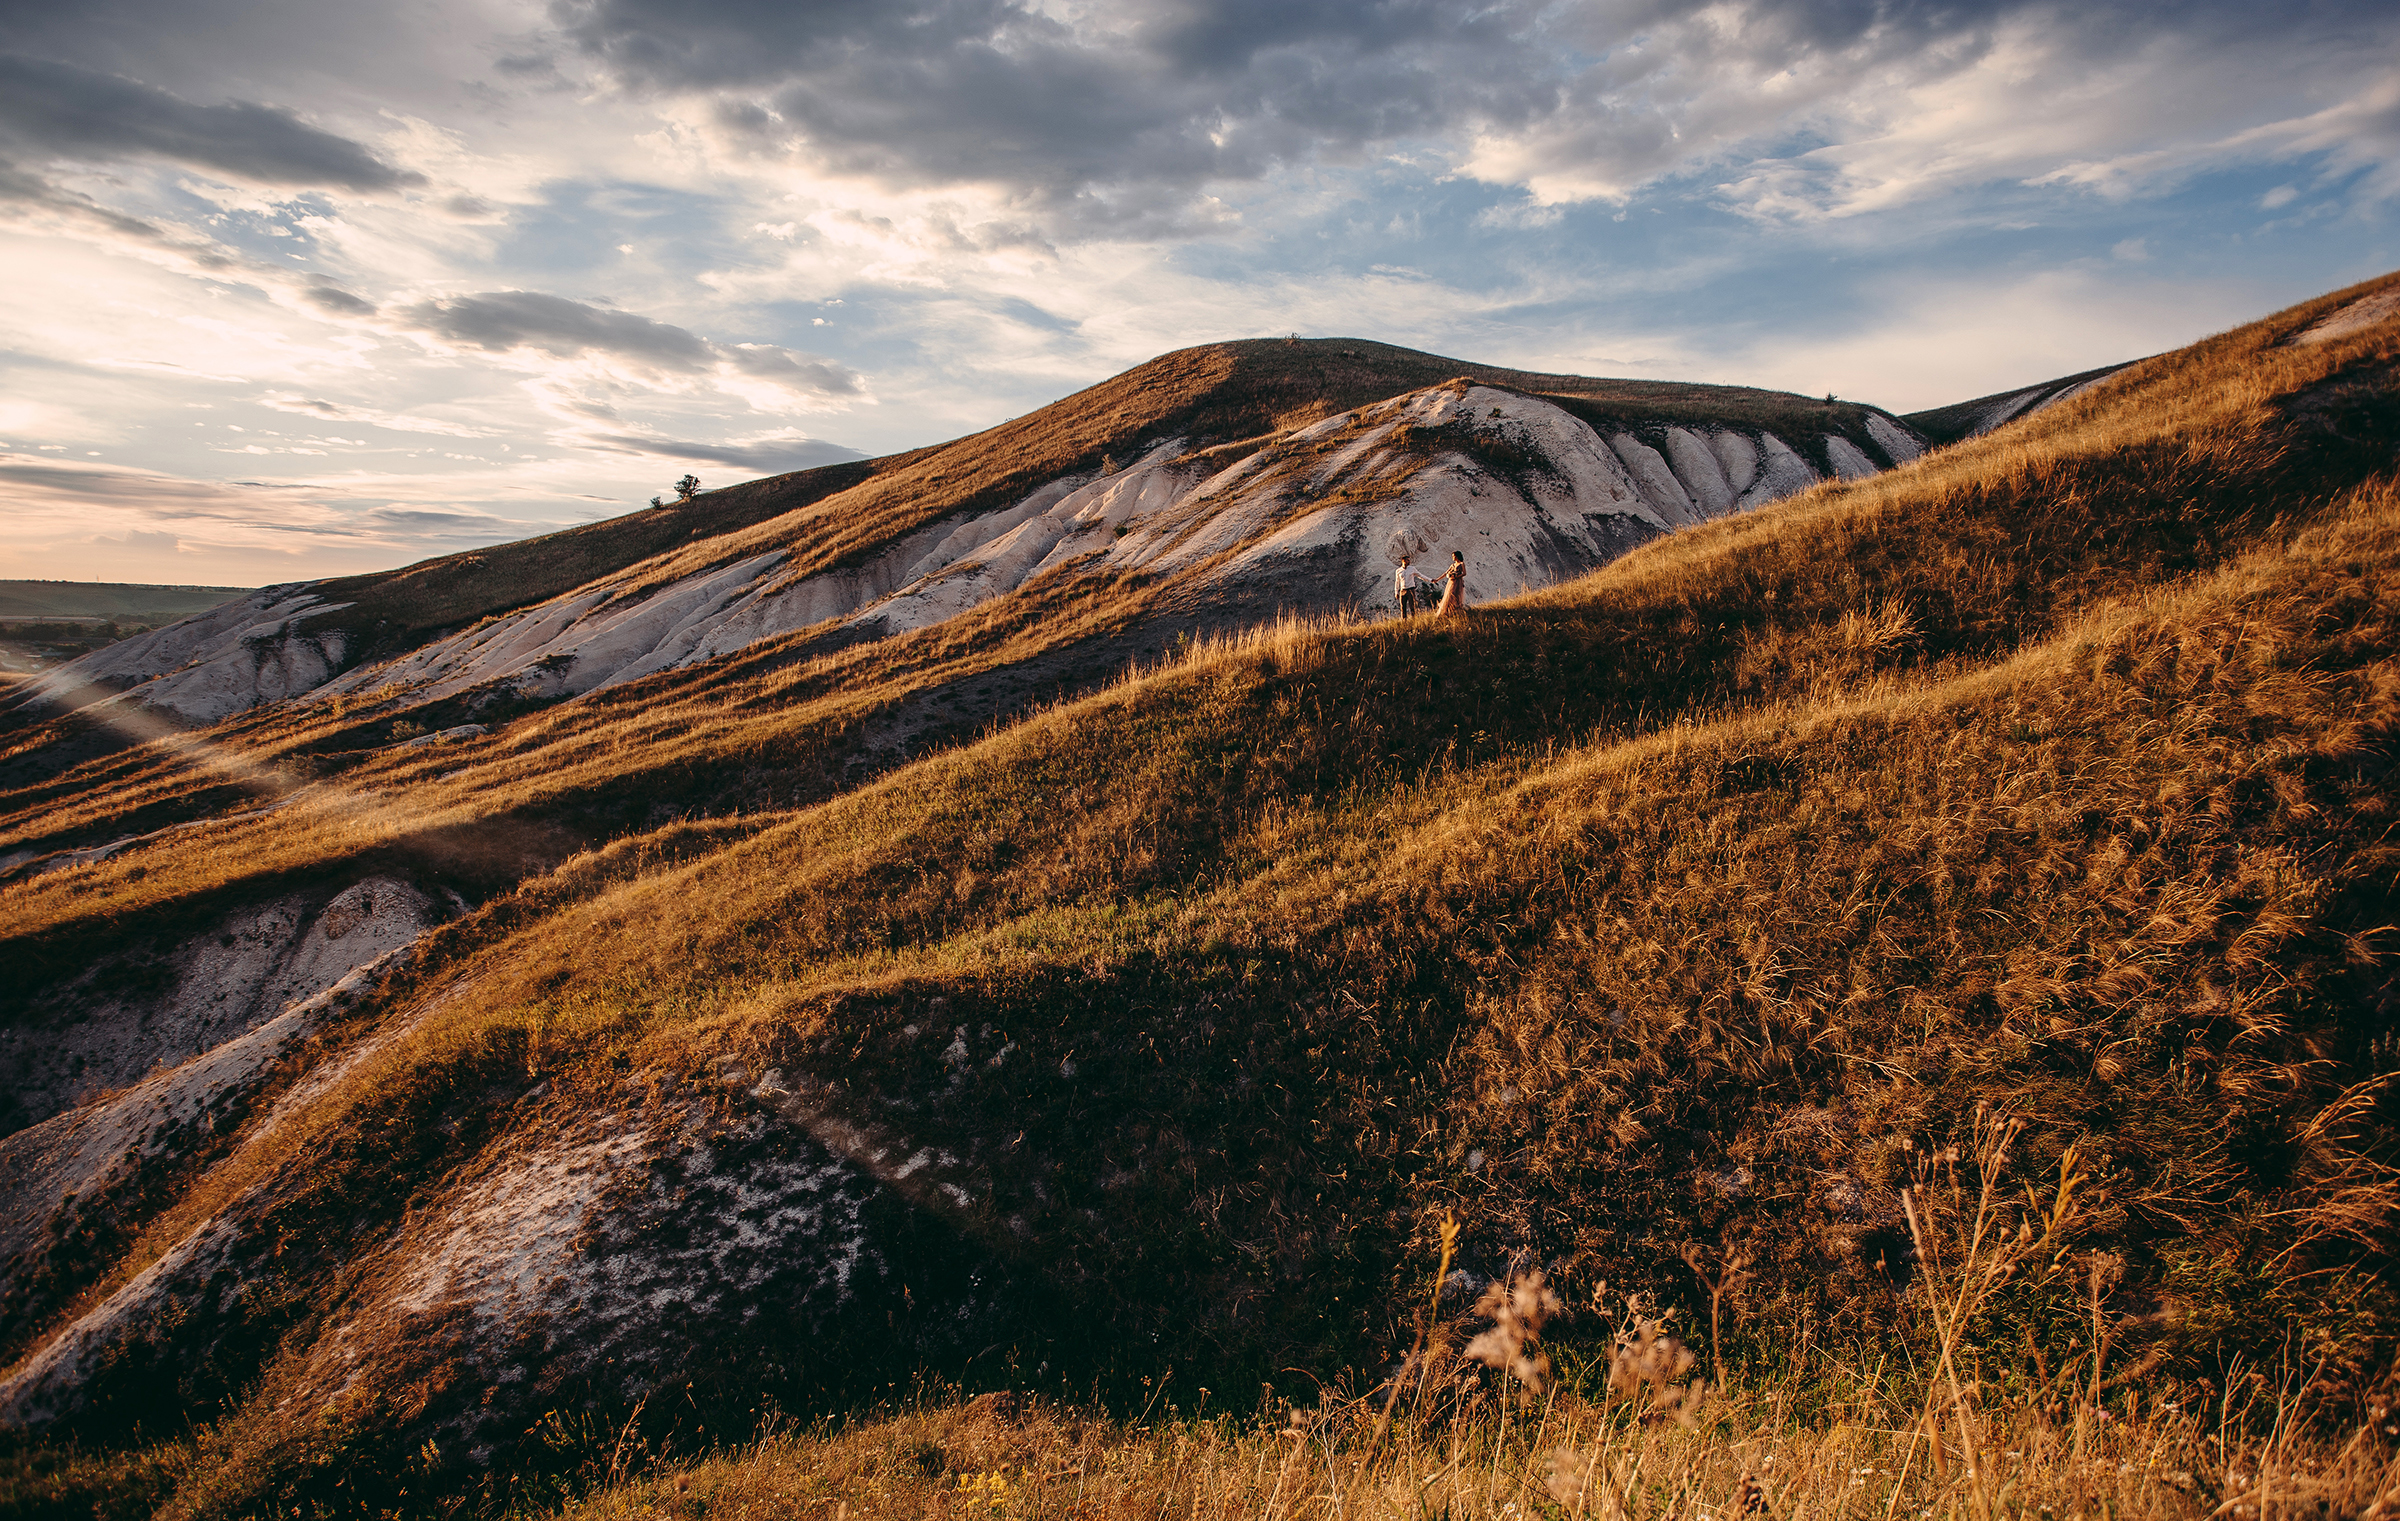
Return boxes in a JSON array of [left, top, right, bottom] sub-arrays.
[[523, 1367, 2397, 1521]]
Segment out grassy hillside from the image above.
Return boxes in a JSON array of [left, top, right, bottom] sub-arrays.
[[1, 275, 2396, 1517], [306, 456, 886, 651]]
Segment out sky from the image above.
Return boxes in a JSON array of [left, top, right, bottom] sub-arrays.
[[1, 0, 2395, 587]]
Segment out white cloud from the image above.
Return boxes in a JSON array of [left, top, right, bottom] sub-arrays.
[[255, 391, 496, 437]]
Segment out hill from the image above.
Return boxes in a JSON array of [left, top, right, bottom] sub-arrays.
[[6, 340, 1924, 734], [1900, 361, 2142, 445], [0, 278, 2395, 1519]]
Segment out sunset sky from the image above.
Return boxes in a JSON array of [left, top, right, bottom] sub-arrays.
[[3, 0, 2395, 585]]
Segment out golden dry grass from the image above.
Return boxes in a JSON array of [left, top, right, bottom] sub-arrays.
[[1, 274, 2396, 1520], [523, 1377, 2396, 1521]]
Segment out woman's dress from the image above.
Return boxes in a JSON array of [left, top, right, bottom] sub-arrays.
[[1435, 564, 1465, 615]]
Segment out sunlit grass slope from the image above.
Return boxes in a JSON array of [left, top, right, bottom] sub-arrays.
[[2, 273, 2396, 1518]]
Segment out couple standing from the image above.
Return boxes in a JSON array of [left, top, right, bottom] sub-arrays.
[[1394, 551, 1466, 618]]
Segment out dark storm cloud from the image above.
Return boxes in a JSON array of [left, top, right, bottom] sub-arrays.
[[0, 53, 421, 189], [553, 0, 1547, 227], [548, 0, 2400, 221]]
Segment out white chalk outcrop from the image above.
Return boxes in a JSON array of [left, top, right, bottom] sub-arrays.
[[14, 384, 1925, 726], [3, 877, 440, 1134], [2288, 284, 2400, 346], [0, 1066, 903, 1446], [0, 940, 423, 1398], [14, 586, 353, 726]]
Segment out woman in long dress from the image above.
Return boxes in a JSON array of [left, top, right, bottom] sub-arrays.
[[1435, 550, 1467, 616]]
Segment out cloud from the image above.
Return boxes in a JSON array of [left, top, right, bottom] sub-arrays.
[[0, 52, 421, 190], [0, 450, 604, 578], [397, 289, 864, 400], [557, 0, 1547, 234], [100, 527, 182, 553], [0, 452, 270, 511], [401, 289, 713, 364], [576, 430, 865, 471], [719, 343, 862, 398], [0, 154, 240, 268], [545, 0, 2400, 236], [352, 505, 538, 540], [300, 281, 377, 316], [256, 392, 495, 438]]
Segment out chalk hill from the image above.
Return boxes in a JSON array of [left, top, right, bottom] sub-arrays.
[[13, 342, 1927, 730], [0, 283, 2394, 1520]]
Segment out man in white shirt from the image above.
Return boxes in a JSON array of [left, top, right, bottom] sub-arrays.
[[1394, 555, 1430, 617]]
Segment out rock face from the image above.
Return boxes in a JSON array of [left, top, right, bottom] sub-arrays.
[[275, 1082, 913, 1465], [17, 384, 1926, 727], [0, 1051, 1006, 1450], [0, 941, 424, 1405], [1, 876, 441, 1135], [15, 586, 353, 726]]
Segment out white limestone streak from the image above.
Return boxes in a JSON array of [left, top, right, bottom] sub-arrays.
[[4, 878, 439, 1137], [1664, 428, 1735, 515], [1865, 413, 1923, 464], [1825, 436, 1881, 481], [0, 938, 419, 1262], [1608, 434, 1700, 528], [2289, 285, 2400, 346], [1712, 432, 1760, 494], [0, 1216, 246, 1427], [1189, 387, 1662, 610], [1743, 435, 1823, 508]]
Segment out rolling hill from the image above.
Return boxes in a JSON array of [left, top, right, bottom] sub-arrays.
[[0, 278, 2394, 1520], [10, 342, 1926, 733]]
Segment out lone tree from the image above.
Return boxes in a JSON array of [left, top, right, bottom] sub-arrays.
[[675, 473, 701, 502]]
